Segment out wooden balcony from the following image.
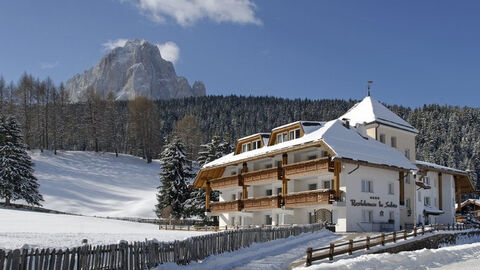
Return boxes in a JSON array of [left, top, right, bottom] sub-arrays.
[[210, 200, 243, 214], [243, 195, 282, 211], [283, 158, 329, 179], [283, 189, 334, 208], [243, 167, 281, 185], [210, 175, 242, 190]]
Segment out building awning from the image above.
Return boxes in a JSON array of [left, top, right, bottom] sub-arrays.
[[424, 206, 444, 215]]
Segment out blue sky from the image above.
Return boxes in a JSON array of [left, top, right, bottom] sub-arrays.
[[0, 0, 479, 107]]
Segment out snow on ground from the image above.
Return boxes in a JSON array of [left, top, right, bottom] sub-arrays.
[[30, 150, 160, 218], [296, 233, 480, 270], [156, 229, 341, 270], [0, 208, 209, 250]]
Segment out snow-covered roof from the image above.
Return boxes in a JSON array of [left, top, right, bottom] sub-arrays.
[[203, 119, 417, 171], [271, 121, 323, 132], [237, 133, 270, 141], [339, 96, 419, 134], [415, 160, 467, 175]]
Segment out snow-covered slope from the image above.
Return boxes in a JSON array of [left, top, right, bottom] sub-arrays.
[[30, 150, 160, 218], [0, 209, 208, 249]]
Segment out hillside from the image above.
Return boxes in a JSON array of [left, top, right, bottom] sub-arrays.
[[0, 208, 208, 249], [30, 150, 160, 218]]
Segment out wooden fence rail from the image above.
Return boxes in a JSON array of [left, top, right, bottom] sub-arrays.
[[305, 223, 479, 266], [0, 223, 322, 270]]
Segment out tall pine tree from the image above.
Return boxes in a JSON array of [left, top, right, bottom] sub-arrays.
[[0, 116, 43, 206], [184, 136, 231, 220], [156, 137, 194, 220]]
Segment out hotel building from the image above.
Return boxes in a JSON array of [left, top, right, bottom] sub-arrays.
[[192, 96, 475, 232]]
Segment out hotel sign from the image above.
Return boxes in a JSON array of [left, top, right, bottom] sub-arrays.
[[350, 198, 398, 208]]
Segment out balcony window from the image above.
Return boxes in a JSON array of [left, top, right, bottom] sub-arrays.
[[361, 180, 374, 193], [323, 180, 331, 189], [265, 215, 273, 225], [308, 183, 318, 191]]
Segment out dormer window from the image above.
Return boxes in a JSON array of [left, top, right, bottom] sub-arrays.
[[252, 140, 261, 150], [241, 143, 250, 153], [276, 129, 301, 144]]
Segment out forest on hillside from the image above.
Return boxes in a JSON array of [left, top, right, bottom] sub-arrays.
[[1, 74, 479, 193]]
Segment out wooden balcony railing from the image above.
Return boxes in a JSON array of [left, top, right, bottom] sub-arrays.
[[243, 195, 282, 211], [243, 167, 281, 185], [283, 189, 334, 208], [283, 157, 329, 179], [210, 200, 243, 214], [210, 175, 242, 190]]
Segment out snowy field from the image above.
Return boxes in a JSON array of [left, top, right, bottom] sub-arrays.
[[30, 150, 160, 218], [296, 234, 480, 270], [0, 208, 209, 250], [156, 229, 341, 270]]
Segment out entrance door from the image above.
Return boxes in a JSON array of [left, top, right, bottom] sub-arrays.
[[314, 209, 332, 223]]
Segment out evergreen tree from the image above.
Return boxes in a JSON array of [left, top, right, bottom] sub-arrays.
[[184, 136, 232, 220], [0, 116, 43, 206], [156, 137, 194, 220]]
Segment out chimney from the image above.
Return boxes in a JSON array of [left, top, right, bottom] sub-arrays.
[[355, 123, 367, 138], [341, 118, 350, 129]]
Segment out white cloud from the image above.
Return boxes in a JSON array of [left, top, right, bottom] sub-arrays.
[[102, 39, 129, 51], [156, 41, 180, 64], [136, 0, 261, 26], [40, 61, 60, 69]]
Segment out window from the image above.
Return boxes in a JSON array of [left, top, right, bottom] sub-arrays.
[[388, 183, 394, 195], [405, 174, 410, 184], [424, 177, 430, 185], [308, 155, 317, 160], [434, 198, 437, 207], [418, 190, 421, 202], [289, 129, 301, 140], [266, 189, 273, 196], [276, 134, 283, 144], [231, 216, 236, 226], [242, 143, 249, 153], [424, 196, 430, 206], [239, 192, 243, 199], [308, 183, 318, 190], [389, 211, 395, 221], [265, 215, 272, 225], [391, 136, 397, 148], [265, 163, 273, 169], [361, 180, 374, 193], [323, 180, 331, 189], [252, 140, 261, 150], [231, 194, 236, 200], [276, 187, 282, 195], [405, 149, 410, 159], [363, 209, 373, 222], [282, 132, 288, 142], [406, 198, 411, 209], [379, 134, 386, 143]]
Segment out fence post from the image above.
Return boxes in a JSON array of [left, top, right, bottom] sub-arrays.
[[403, 230, 407, 240], [348, 240, 353, 255], [306, 248, 312, 266], [329, 243, 334, 261], [381, 233, 385, 246], [366, 236, 370, 250], [422, 226, 425, 235], [414, 227, 417, 237], [393, 232, 396, 243]]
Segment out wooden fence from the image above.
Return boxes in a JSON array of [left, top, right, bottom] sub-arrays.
[[0, 223, 322, 270], [305, 223, 479, 266]]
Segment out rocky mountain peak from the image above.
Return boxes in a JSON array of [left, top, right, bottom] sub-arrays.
[[65, 39, 206, 102]]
